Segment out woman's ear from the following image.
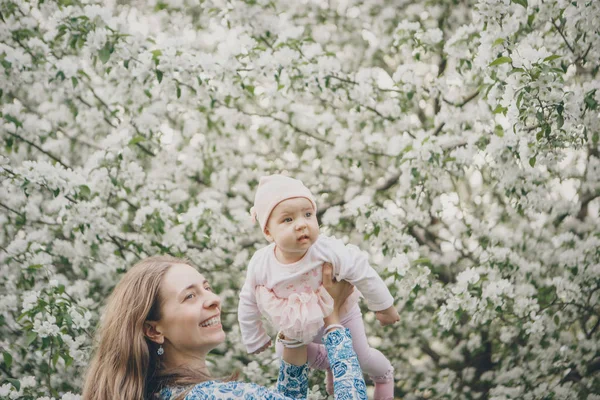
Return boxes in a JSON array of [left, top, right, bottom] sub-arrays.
[[143, 321, 164, 344]]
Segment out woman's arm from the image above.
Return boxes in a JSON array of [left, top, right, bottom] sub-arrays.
[[276, 335, 309, 398], [162, 379, 310, 400], [322, 328, 368, 399], [272, 263, 368, 400], [275, 357, 310, 399], [321, 263, 368, 399]]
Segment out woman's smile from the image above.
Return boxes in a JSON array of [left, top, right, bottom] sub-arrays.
[[199, 315, 221, 328]]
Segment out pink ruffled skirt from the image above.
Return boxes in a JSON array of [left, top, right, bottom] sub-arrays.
[[255, 285, 361, 344]]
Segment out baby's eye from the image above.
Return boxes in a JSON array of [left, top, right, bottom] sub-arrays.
[[305, 212, 312, 218], [283, 217, 292, 223]]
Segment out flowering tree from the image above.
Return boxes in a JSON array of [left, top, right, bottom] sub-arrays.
[[1, 0, 599, 398]]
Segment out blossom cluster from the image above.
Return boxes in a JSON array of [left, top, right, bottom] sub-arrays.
[[0, 0, 598, 398]]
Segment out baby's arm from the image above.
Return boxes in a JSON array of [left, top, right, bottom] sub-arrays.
[[238, 261, 272, 354], [322, 237, 398, 323]]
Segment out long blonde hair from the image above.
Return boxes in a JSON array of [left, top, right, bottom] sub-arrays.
[[82, 255, 214, 399]]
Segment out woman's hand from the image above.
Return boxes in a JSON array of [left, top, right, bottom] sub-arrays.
[[322, 263, 355, 327]]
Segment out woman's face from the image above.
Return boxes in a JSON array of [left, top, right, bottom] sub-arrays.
[[156, 264, 225, 358]]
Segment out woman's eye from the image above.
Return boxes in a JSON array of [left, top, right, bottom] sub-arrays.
[[185, 293, 195, 300], [205, 286, 213, 292]]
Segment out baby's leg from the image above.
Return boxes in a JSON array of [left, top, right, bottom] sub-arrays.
[[344, 307, 395, 400], [275, 338, 330, 370]]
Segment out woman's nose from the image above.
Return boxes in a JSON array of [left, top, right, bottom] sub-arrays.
[[204, 293, 221, 309]]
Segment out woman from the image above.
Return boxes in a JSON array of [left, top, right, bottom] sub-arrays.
[[82, 255, 368, 399]]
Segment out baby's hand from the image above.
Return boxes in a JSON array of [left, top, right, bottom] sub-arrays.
[[375, 306, 400, 326], [251, 339, 272, 354]]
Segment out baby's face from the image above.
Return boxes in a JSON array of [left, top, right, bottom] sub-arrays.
[[264, 197, 319, 255]]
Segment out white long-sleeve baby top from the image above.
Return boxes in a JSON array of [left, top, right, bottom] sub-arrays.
[[238, 235, 394, 353]]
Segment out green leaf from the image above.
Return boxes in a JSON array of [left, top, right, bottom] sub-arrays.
[[3, 351, 12, 368], [516, 91, 525, 109], [494, 125, 504, 137], [26, 331, 37, 346], [153, 216, 166, 234], [592, 131, 598, 145], [4, 114, 23, 128], [536, 110, 545, 122], [479, 236, 490, 250], [152, 50, 162, 58], [557, 114, 564, 128], [373, 225, 380, 237], [554, 314, 560, 325], [156, 69, 163, 83], [536, 130, 543, 141], [71, 76, 78, 88], [493, 38, 505, 47], [543, 54, 561, 62], [584, 90, 598, 110], [128, 135, 145, 145], [124, 59, 130, 69], [493, 105, 507, 114], [176, 85, 181, 99], [98, 42, 111, 64], [512, 0, 528, 8], [1, 54, 12, 69], [63, 352, 73, 367], [79, 185, 91, 198], [489, 56, 512, 67], [7, 378, 19, 391], [52, 351, 60, 367], [529, 156, 536, 167]]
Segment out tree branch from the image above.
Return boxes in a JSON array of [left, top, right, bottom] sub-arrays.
[[552, 19, 576, 55], [6, 131, 70, 169], [442, 90, 480, 108], [433, 122, 446, 136]]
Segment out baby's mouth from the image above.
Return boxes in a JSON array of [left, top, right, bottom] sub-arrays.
[[298, 234, 310, 241]]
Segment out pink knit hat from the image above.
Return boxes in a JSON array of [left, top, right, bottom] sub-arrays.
[[250, 174, 317, 238]]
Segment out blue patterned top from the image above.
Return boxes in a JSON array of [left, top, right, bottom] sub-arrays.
[[157, 328, 367, 399]]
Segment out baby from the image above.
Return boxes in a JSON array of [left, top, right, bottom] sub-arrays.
[[238, 174, 400, 400]]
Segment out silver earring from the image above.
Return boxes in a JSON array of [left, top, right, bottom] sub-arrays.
[[157, 345, 164, 356]]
